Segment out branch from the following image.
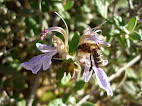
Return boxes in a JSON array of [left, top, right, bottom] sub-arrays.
[[75, 55, 141, 106], [75, 87, 99, 106], [108, 55, 141, 82], [27, 71, 42, 106], [134, 2, 142, 14], [127, 0, 142, 17]]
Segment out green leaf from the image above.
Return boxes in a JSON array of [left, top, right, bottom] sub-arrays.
[[69, 31, 80, 55], [122, 81, 136, 95], [64, 1, 74, 10], [63, 93, 71, 103], [117, 0, 128, 9], [59, 11, 71, 19], [129, 31, 142, 40], [107, 0, 114, 4], [109, 29, 120, 36], [52, 0, 64, 11], [125, 38, 130, 48], [120, 26, 129, 34], [47, 98, 65, 106], [94, 0, 108, 18], [101, 47, 110, 56], [118, 36, 126, 47], [41, 91, 53, 102], [25, 17, 39, 35], [17, 100, 26, 106], [81, 101, 95, 106], [61, 72, 71, 85], [126, 16, 137, 32], [74, 80, 85, 92], [59, 11, 71, 24], [126, 68, 137, 79], [63, 94, 76, 104], [113, 16, 126, 27], [82, 5, 91, 13], [41, 0, 50, 12], [57, 68, 64, 81]]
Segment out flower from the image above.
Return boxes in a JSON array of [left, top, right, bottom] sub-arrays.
[[77, 26, 113, 96], [21, 12, 69, 74], [21, 43, 58, 74]]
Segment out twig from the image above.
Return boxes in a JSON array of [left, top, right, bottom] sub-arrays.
[[27, 71, 42, 106], [135, 2, 142, 14], [108, 55, 141, 81], [127, 0, 142, 17], [127, 0, 134, 10], [27, 0, 43, 106], [112, 0, 119, 16], [75, 55, 141, 106], [75, 87, 99, 106], [114, 70, 127, 89]]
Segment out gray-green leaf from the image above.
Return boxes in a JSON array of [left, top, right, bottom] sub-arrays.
[[69, 31, 80, 55], [129, 31, 142, 40], [64, 1, 74, 10], [47, 98, 64, 106], [126, 16, 137, 32], [94, 0, 108, 18], [74, 80, 85, 92], [61, 72, 71, 85]]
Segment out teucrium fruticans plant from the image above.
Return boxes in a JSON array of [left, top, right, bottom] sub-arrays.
[[21, 12, 113, 96]]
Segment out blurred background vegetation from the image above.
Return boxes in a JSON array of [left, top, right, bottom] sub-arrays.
[[0, 0, 142, 105]]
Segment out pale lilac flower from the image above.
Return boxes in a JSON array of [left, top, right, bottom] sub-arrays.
[[79, 27, 111, 47], [21, 12, 69, 74], [78, 27, 113, 96], [21, 43, 57, 74]]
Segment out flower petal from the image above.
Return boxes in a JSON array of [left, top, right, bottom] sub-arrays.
[[43, 52, 57, 70], [78, 52, 90, 66], [79, 34, 99, 46], [91, 36, 111, 47], [102, 60, 108, 66], [98, 40, 111, 47], [93, 67, 113, 96], [52, 35, 66, 58], [83, 54, 93, 82], [84, 26, 93, 35], [36, 43, 57, 53], [21, 54, 45, 74], [40, 27, 68, 48], [79, 26, 111, 47], [83, 64, 93, 82]]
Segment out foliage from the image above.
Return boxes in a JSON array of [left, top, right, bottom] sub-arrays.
[[0, 0, 142, 105]]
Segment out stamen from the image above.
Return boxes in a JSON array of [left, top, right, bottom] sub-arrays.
[[54, 12, 69, 49], [54, 12, 69, 38], [92, 20, 108, 31], [84, 20, 108, 36], [96, 42, 100, 49]]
